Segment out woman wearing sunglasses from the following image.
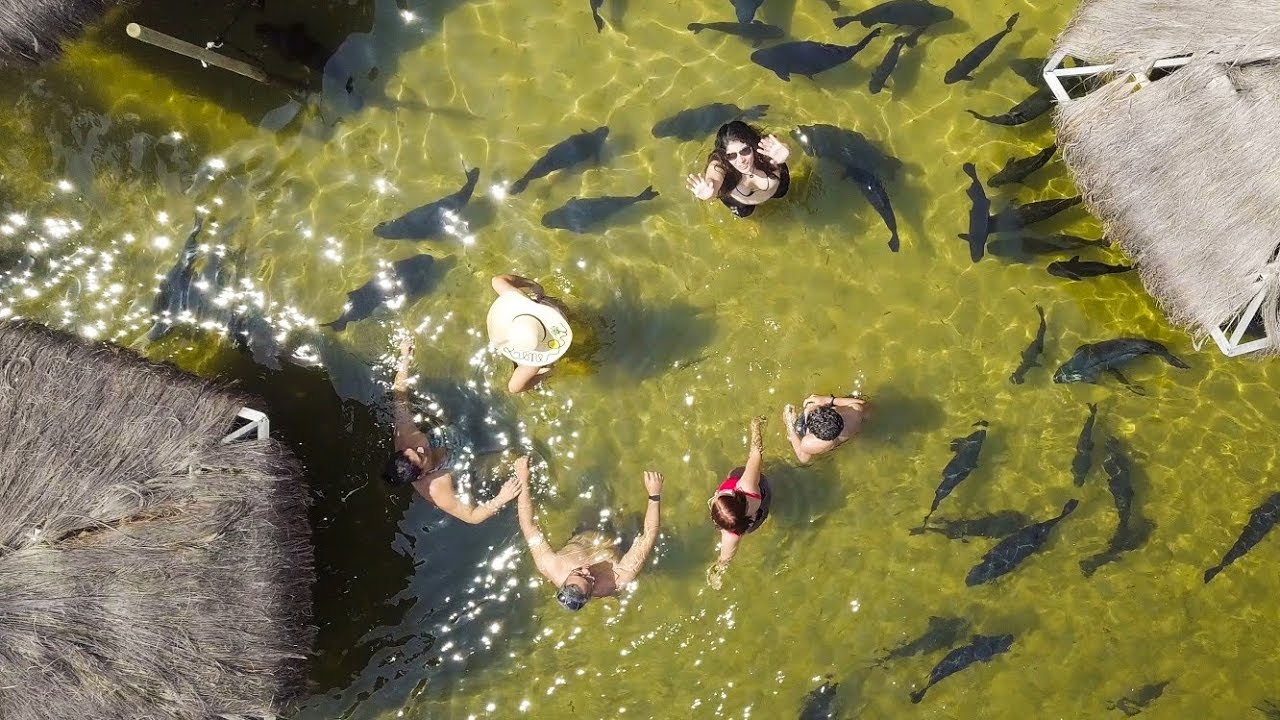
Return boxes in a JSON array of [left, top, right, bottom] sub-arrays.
[[706, 415, 771, 588], [686, 120, 792, 218]]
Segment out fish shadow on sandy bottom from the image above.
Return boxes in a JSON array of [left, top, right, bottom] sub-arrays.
[[856, 386, 946, 446], [585, 296, 716, 382], [759, 0, 798, 32]]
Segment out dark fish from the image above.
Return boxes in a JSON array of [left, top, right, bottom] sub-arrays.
[[967, 89, 1054, 127], [869, 27, 925, 94], [845, 166, 899, 252], [910, 511, 1033, 540], [1109, 681, 1171, 717], [1257, 699, 1280, 720], [1081, 436, 1154, 576], [965, 499, 1079, 586], [988, 195, 1082, 232], [255, 22, 332, 75], [750, 31, 881, 81], [227, 309, 282, 370], [589, 0, 605, 31], [1204, 491, 1280, 583], [652, 103, 769, 140], [957, 163, 990, 262], [1053, 338, 1189, 385], [1080, 516, 1154, 578], [792, 123, 903, 178], [323, 254, 447, 332], [540, 186, 659, 233], [1048, 255, 1133, 281], [875, 616, 970, 666], [944, 13, 1019, 84], [924, 420, 989, 522], [834, 0, 953, 28], [148, 216, 204, 341], [687, 21, 784, 46], [731, 0, 764, 24], [987, 234, 1110, 259], [1102, 436, 1134, 528], [373, 168, 481, 240], [909, 634, 1014, 703], [798, 681, 837, 720], [989, 143, 1057, 187], [1071, 403, 1098, 487], [1008, 305, 1046, 384], [818, 0, 841, 10], [509, 127, 609, 195]]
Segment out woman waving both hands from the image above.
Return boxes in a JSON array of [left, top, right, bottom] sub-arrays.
[[686, 121, 792, 219]]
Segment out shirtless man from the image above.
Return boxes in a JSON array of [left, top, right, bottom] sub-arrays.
[[384, 336, 522, 522], [782, 394, 871, 464], [514, 456, 663, 611]]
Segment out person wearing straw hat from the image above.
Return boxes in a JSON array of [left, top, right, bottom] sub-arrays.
[[487, 274, 573, 393], [383, 336, 523, 523]]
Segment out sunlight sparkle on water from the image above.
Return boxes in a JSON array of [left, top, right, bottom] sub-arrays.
[[152, 236, 171, 250]]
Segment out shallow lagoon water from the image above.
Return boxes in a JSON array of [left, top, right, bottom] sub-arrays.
[[2, 0, 1280, 718]]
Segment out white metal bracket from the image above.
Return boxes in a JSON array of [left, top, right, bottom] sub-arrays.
[[1209, 274, 1273, 356], [221, 407, 270, 444], [1043, 50, 1193, 102]]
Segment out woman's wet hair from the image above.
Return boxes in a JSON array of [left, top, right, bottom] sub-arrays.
[[382, 451, 420, 487], [710, 491, 752, 534], [709, 120, 780, 198], [807, 405, 846, 442]]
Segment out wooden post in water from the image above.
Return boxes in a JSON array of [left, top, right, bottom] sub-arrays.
[[125, 23, 302, 91]]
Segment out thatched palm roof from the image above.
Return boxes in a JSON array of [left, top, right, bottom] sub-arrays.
[[1056, 0, 1280, 71], [1053, 0, 1280, 350], [0, 321, 313, 719], [0, 0, 114, 66]]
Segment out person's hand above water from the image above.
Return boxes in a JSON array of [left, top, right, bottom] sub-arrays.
[[758, 135, 790, 165], [783, 404, 798, 433], [494, 475, 524, 507], [514, 455, 530, 481], [642, 470, 664, 496], [686, 172, 715, 201]]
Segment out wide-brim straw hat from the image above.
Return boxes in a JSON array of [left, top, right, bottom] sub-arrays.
[[486, 291, 573, 366]]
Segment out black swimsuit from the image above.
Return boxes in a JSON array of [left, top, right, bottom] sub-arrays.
[[721, 163, 790, 218]]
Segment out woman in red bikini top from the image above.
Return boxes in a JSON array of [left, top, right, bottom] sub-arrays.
[[707, 415, 772, 588]]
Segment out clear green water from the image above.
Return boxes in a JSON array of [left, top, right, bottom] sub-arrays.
[[3, 0, 1280, 718]]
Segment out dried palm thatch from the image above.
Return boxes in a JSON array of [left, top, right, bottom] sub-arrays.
[[1052, 0, 1280, 351], [0, 321, 314, 719], [1056, 0, 1280, 72], [0, 0, 116, 66], [1055, 59, 1280, 349]]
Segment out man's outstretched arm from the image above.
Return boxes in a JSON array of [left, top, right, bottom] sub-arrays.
[[615, 471, 664, 585], [515, 456, 562, 582]]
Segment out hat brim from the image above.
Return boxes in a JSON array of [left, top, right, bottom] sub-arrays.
[[486, 292, 573, 366]]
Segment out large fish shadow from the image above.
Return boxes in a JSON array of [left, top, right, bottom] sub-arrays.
[[766, 462, 849, 533], [589, 295, 715, 382], [856, 386, 946, 446], [759, 0, 798, 32]]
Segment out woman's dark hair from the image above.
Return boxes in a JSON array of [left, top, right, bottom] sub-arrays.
[[710, 491, 752, 534], [382, 452, 420, 487], [708, 121, 780, 198], [807, 405, 846, 442]]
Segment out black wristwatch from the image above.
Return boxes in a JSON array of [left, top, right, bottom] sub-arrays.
[[648, 494, 661, 502]]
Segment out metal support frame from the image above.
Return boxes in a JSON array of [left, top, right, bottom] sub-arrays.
[[1209, 275, 1273, 357], [1042, 49, 1193, 102], [221, 407, 270, 444], [1043, 50, 1276, 357]]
